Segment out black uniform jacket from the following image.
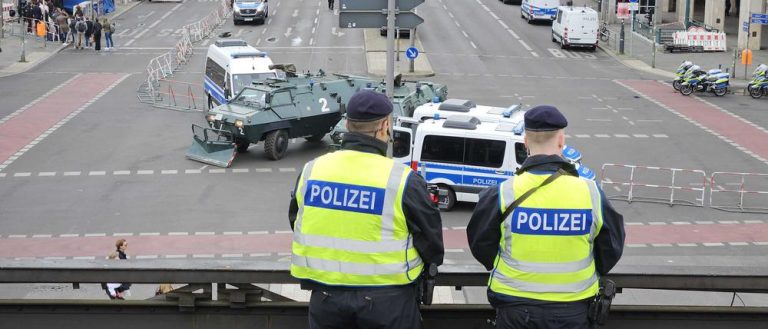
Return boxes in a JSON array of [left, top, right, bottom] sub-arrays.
[[289, 133, 445, 288], [466, 155, 625, 304]]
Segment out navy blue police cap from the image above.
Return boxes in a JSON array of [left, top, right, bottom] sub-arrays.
[[524, 105, 568, 131], [346, 90, 393, 122]]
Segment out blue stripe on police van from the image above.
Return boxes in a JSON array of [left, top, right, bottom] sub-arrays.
[[304, 180, 385, 215], [204, 79, 227, 105], [511, 207, 593, 236], [424, 162, 512, 176], [425, 171, 461, 185]]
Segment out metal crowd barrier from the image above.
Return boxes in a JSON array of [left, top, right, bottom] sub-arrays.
[[600, 164, 707, 207], [0, 260, 767, 328], [151, 78, 206, 111], [710, 172, 768, 214], [137, 0, 230, 111]]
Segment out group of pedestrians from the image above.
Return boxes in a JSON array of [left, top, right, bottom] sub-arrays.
[[20, 0, 116, 51], [66, 5, 116, 51]]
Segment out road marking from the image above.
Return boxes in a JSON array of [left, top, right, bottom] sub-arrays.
[[518, 40, 533, 51], [161, 170, 178, 175], [209, 169, 226, 174], [63, 171, 81, 176], [113, 170, 131, 175]]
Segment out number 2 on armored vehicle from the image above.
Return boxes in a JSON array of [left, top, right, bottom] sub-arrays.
[[186, 66, 383, 167]]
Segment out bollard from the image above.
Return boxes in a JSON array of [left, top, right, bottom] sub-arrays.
[[619, 19, 625, 55]]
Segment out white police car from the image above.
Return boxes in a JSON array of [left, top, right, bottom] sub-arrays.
[[393, 115, 594, 211]]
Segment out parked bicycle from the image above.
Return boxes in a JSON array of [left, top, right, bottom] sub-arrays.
[[599, 22, 610, 42]]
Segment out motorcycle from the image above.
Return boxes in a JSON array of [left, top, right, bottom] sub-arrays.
[[747, 64, 767, 99], [672, 60, 694, 91], [680, 67, 729, 97]]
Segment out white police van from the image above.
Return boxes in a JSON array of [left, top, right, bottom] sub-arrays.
[[412, 99, 584, 164], [204, 39, 279, 109], [551, 6, 599, 50], [521, 0, 558, 23], [393, 115, 594, 211]]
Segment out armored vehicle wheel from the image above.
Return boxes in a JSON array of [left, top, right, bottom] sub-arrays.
[[305, 134, 325, 142], [236, 139, 250, 153], [264, 129, 289, 160]]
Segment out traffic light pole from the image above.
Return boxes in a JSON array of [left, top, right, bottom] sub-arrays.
[[385, 0, 395, 100]]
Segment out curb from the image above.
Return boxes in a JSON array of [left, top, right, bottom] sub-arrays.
[[0, 0, 143, 78]]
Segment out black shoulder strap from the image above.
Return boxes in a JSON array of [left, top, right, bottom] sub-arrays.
[[501, 169, 567, 220]]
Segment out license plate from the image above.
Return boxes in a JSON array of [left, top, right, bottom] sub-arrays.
[[244, 18, 253, 21], [214, 113, 223, 121]]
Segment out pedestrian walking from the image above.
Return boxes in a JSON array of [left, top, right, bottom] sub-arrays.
[[102, 17, 115, 50], [328, 0, 334, 10], [289, 90, 444, 329], [74, 17, 86, 49], [55, 9, 68, 43], [113, 239, 132, 297], [103, 252, 125, 300], [466, 105, 626, 329], [84, 17, 93, 48], [93, 17, 102, 51]]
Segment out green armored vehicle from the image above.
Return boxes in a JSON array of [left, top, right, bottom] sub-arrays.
[[186, 65, 385, 167], [329, 76, 447, 144]]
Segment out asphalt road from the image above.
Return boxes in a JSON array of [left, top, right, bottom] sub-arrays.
[[1, 0, 768, 301]]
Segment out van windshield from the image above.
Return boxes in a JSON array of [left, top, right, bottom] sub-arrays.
[[232, 72, 277, 94], [232, 88, 268, 108]]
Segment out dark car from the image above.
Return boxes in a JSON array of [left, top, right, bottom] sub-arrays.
[[379, 26, 411, 38]]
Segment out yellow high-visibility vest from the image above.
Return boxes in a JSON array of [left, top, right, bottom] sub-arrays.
[[291, 150, 423, 286], [490, 171, 603, 302]]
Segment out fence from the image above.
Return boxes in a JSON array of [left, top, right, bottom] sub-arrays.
[[5, 18, 65, 47], [601, 164, 768, 213], [601, 22, 659, 68], [710, 172, 768, 213], [600, 164, 707, 207], [137, 0, 230, 111], [673, 31, 727, 52]]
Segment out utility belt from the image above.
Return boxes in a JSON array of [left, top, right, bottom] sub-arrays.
[[417, 263, 438, 305], [588, 278, 617, 325]]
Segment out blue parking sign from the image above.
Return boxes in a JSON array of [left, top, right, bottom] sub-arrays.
[[406, 47, 419, 60]]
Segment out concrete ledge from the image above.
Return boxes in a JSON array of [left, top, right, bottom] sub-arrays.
[[363, 28, 434, 78]]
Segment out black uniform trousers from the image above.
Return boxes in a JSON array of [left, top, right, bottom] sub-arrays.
[[495, 300, 595, 329], [308, 284, 421, 329]]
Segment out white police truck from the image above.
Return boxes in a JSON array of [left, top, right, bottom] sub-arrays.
[[551, 6, 599, 50], [204, 39, 279, 109], [393, 114, 595, 211]]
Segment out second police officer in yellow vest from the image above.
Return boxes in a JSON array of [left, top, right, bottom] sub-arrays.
[[467, 105, 626, 329], [289, 90, 444, 329]]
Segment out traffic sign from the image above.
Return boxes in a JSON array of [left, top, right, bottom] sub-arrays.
[[339, 11, 423, 29], [405, 47, 419, 59], [628, 2, 638, 11], [751, 13, 768, 20], [751, 18, 768, 25], [340, 0, 424, 12]]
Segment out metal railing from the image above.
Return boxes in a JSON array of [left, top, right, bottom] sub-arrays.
[[710, 172, 768, 214], [0, 260, 767, 328], [600, 164, 708, 207], [137, 0, 230, 111]]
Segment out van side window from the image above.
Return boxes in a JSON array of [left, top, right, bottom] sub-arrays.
[[205, 58, 226, 89], [465, 138, 505, 168], [515, 142, 528, 165], [271, 91, 292, 106], [393, 130, 411, 158], [422, 135, 464, 164]]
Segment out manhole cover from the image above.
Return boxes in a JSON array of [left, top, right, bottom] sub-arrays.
[[267, 37, 277, 42]]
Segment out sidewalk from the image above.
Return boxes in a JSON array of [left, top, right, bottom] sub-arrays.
[[363, 28, 435, 78], [598, 11, 768, 89], [0, 0, 142, 78]]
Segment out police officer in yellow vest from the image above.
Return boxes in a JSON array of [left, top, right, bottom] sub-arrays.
[[289, 90, 444, 329], [467, 105, 625, 329]]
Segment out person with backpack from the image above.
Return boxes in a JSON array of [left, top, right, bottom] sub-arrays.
[[84, 17, 94, 48], [93, 18, 102, 51], [74, 17, 86, 49], [102, 17, 115, 50]]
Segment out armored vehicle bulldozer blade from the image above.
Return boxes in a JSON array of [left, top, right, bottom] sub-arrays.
[[185, 124, 237, 168]]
